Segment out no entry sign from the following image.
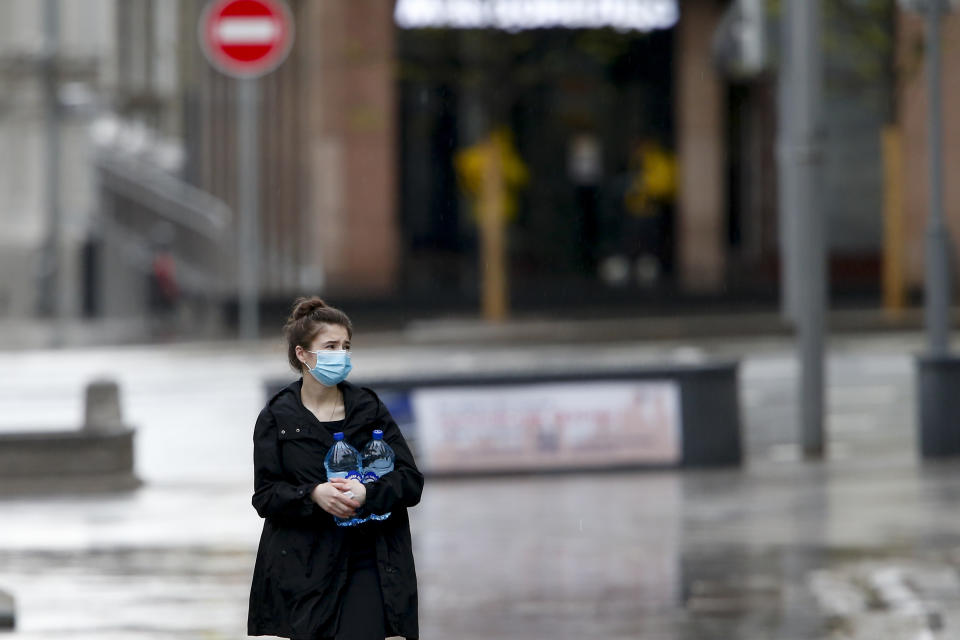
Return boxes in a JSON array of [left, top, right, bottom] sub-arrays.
[[199, 0, 294, 78], [198, 0, 294, 338]]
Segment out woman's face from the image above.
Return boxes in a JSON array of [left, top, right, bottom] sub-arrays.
[[296, 323, 351, 369]]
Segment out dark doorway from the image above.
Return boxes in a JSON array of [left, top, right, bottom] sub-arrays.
[[397, 27, 676, 311]]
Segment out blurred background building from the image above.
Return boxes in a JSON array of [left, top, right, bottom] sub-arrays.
[[0, 0, 952, 337]]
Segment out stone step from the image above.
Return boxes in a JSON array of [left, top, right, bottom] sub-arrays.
[[0, 588, 14, 630]]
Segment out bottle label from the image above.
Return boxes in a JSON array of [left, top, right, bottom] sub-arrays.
[[328, 470, 362, 480]]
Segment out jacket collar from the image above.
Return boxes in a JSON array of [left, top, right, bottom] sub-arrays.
[[271, 378, 374, 443]]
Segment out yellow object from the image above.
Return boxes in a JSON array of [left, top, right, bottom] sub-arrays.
[[455, 128, 523, 323], [624, 141, 677, 217], [455, 128, 529, 223], [479, 135, 508, 323], [882, 125, 906, 316]]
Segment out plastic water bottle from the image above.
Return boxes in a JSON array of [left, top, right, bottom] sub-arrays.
[[360, 429, 395, 522], [323, 432, 362, 527]]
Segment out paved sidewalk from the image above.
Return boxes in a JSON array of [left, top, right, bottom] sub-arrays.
[[0, 331, 957, 638], [3, 451, 960, 638]]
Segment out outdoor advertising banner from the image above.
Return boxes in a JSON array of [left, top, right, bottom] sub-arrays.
[[409, 380, 682, 473]]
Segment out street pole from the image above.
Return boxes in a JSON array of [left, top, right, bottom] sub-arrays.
[[925, 0, 951, 355], [480, 133, 508, 323], [900, 0, 958, 458], [199, 0, 293, 342], [786, 0, 826, 458], [40, 0, 63, 338], [237, 78, 260, 341], [777, 12, 797, 322]]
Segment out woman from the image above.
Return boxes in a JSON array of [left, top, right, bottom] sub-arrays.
[[248, 297, 424, 640]]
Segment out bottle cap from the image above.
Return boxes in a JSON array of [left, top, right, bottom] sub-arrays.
[[333, 432, 344, 440], [373, 429, 383, 440]]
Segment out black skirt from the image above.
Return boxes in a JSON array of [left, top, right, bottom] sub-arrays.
[[327, 534, 384, 640]]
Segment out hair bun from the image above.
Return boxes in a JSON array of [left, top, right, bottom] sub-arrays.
[[291, 296, 328, 320]]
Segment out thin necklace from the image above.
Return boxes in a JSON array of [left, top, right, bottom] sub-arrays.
[[327, 388, 340, 421], [306, 387, 340, 421]]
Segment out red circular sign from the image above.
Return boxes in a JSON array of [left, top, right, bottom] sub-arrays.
[[199, 0, 294, 78]]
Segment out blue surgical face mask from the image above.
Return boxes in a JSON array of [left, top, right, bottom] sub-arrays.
[[305, 350, 352, 386]]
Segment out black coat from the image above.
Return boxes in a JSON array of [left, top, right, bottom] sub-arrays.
[[247, 379, 424, 639]]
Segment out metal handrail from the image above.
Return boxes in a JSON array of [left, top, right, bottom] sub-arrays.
[[94, 150, 230, 241]]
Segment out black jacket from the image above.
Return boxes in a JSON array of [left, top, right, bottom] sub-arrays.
[[247, 379, 424, 639]]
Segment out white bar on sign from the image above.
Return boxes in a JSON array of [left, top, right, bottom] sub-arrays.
[[216, 17, 278, 44]]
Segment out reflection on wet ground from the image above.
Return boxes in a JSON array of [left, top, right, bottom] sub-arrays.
[[4, 457, 960, 638], [0, 547, 252, 639], [0, 336, 957, 638]]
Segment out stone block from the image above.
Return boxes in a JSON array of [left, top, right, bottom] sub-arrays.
[[83, 379, 125, 435], [0, 589, 13, 630]]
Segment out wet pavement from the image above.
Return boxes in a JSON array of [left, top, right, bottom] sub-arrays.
[[0, 330, 958, 638]]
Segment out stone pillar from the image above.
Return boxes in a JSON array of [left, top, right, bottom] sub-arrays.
[[0, 588, 13, 630], [299, 0, 399, 295], [675, 0, 727, 292], [83, 380, 125, 435], [897, 10, 960, 291]]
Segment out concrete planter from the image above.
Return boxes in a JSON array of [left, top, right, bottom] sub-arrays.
[[0, 429, 140, 495], [0, 380, 140, 495]]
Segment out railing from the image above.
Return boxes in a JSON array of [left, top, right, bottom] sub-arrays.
[[92, 146, 233, 323]]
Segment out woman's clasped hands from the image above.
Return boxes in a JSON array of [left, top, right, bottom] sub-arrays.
[[311, 478, 367, 519]]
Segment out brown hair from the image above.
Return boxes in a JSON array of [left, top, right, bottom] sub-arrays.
[[283, 297, 353, 372]]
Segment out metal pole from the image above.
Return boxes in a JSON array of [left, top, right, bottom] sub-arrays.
[[39, 0, 63, 334], [480, 133, 508, 323], [882, 127, 906, 315], [777, 9, 797, 322], [788, 0, 826, 457], [925, 0, 951, 355], [237, 78, 260, 341]]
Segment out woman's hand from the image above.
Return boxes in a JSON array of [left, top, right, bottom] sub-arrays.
[[311, 482, 361, 518], [330, 477, 366, 506]]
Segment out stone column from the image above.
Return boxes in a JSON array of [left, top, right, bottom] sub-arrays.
[[675, 0, 727, 292], [299, 0, 399, 295]]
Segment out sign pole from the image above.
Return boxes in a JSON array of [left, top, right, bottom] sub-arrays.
[[237, 77, 260, 341], [783, 0, 826, 458], [40, 0, 64, 336], [777, 1, 797, 323], [925, 0, 951, 355], [899, 0, 960, 457], [199, 0, 294, 341]]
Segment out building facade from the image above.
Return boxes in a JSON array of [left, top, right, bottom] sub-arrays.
[[5, 0, 945, 332], [0, 0, 114, 318]]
